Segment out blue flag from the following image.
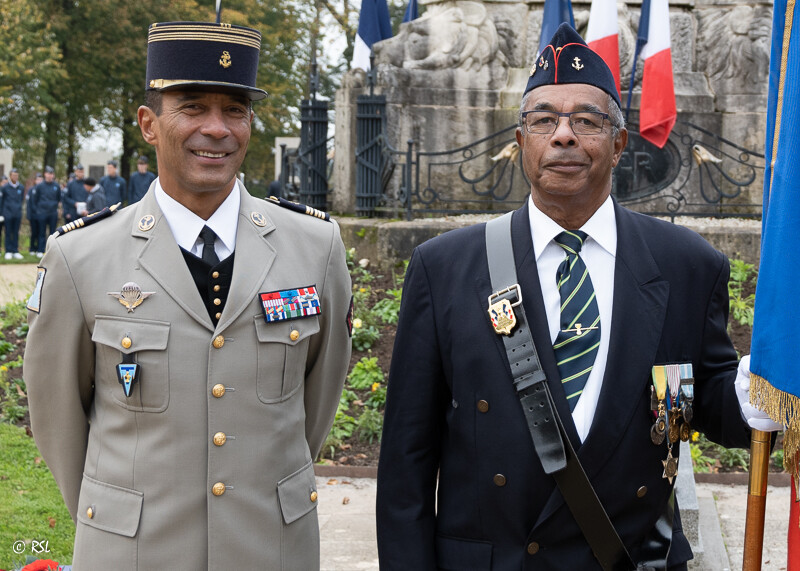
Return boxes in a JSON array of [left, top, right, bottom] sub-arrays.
[[352, 0, 393, 71], [403, 0, 418, 23], [750, 0, 800, 441], [538, 0, 575, 56]]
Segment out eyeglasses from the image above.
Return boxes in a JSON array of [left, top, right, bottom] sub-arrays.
[[521, 110, 610, 135]]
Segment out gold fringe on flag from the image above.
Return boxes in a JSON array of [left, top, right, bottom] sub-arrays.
[[751, 372, 800, 478]]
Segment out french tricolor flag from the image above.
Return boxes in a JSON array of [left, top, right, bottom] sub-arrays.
[[637, 0, 677, 148], [586, 0, 621, 99], [352, 0, 393, 71]]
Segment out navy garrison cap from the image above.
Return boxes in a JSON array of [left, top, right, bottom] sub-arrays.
[[524, 23, 621, 107], [146, 21, 267, 101]]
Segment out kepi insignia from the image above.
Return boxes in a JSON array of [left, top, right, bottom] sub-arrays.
[[259, 285, 321, 323], [108, 282, 155, 313], [572, 57, 584, 70], [219, 50, 232, 68], [138, 215, 155, 231]]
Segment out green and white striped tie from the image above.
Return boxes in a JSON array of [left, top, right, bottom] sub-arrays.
[[552, 230, 601, 412]]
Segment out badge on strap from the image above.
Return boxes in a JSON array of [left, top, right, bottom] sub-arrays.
[[259, 285, 321, 323], [487, 284, 522, 336]]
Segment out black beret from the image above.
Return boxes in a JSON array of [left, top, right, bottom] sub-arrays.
[[524, 23, 621, 108], [83, 178, 97, 187], [146, 21, 267, 101]]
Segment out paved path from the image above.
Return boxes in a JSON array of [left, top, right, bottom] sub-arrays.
[[316, 477, 791, 571], [0, 264, 37, 306]]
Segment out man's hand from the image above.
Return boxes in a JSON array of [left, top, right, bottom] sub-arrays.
[[735, 355, 784, 432]]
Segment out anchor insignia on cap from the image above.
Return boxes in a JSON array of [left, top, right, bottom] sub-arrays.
[[108, 282, 155, 313], [572, 57, 584, 71], [219, 51, 232, 68]]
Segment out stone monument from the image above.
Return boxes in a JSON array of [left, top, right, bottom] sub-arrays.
[[333, 0, 772, 217]]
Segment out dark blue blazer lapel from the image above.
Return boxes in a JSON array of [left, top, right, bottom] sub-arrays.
[[534, 200, 669, 527], [509, 204, 583, 449]]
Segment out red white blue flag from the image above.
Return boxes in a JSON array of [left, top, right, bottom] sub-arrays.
[[538, 0, 574, 57], [586, 0, 621, 99], [352, 0, 393, 71]]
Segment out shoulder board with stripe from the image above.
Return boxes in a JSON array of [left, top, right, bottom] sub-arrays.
[[53, 203, 121, 237], [267, 196, 330, 222]]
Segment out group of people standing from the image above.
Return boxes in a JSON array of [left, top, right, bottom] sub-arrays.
[[0, 156, 156, 259]]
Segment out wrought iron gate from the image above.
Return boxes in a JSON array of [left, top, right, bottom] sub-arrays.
[[298, 99, 329, 211]]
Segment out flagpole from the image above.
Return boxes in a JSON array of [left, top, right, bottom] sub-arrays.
[[742, 428, 771, 570]]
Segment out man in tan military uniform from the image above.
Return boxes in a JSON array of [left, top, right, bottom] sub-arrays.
[[24, 20, 351, 570]]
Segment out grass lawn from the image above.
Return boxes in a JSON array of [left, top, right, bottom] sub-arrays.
[[0, 423, 74, 569]]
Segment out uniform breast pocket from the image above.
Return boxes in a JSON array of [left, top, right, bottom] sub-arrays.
[[92, 315, 170, 412], [254, 315, 320, 403]]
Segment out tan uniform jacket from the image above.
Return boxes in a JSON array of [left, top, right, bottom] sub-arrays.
[[25, 182, 352, 570]]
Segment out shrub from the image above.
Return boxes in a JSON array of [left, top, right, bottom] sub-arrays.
[[348, 357, 384, 390]]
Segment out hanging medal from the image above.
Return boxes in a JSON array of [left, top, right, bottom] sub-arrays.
[[116, 346, 140, 398], [666, 364, 682, 444], [650, 366, 668, 446]]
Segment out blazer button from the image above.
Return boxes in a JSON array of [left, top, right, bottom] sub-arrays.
[[477, 400, 489, 413], [86, 506, 95, 519], [213, 432, 227, 446], [121, 336, 132, 349], [493, 474, 506, 487], [213, 285, 221, 292], [637, 486, 648, 498], [212, 482, 226, 496], [212, 271, 220, 279], [215, 312, 222, 320], [527, 542, 540, 555], [213, 335, 225, 349], [212, 384, 226, 398], [290, 329, 300, 341], [310, 491, 318, 503], [213, 298, 222, 306]]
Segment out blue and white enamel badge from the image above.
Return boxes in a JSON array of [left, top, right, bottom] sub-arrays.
[[27, 267, 46, 313], [259, 285, 321, 323], [116, 363, 140, 397]]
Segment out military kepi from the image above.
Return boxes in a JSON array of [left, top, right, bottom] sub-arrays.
[[525, 23, 621, 107], [146, 21, 267, 100]]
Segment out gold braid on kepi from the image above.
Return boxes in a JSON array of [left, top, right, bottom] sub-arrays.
[[267, 196, 330, 222], [53, 203, 121, 237]]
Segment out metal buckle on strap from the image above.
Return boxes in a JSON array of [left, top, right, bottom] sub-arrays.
[[487, 284, 522, 336]]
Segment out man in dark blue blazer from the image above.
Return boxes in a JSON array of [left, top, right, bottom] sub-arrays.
[[376, 24, 778, 571]]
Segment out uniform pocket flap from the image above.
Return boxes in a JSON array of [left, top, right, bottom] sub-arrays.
[[435, 535, 493, 570], [277, 461, 318, 524], [254, 315, 320, 346], [77, 474, 144, 537], [93, 315, 170, 354]]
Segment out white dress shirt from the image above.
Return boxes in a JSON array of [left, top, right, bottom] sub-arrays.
[[528, 195, 617, 441], [154, 178, 239, 261]]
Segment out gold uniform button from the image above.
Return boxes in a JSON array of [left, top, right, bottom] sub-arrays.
[[493, 474, 506, 487], [214, 285, 221, 292], [212, 482, 226, 496], [213, 335, 225, 349], [477, 400, 489, 413], [121, 336, 132, 349], [527, 542, 540, 555], [212, 384, 226, 398], [310, 491, 318, 503], [86, 506, 94, 519], [213, 298, 222, 306], [290, 330, 300, 341], [636, 486, 648, 498], [213, 432, 227, 446], [212, 271, 220, 279], [215, 312, 222, 320]]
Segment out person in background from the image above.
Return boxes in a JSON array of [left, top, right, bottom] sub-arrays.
[[99, 159, 127, 206], [63, 164, 88, 224], [80, 178, 104, 215], [31, 167, 60, 257], [128, 154, 156, 204], [27, 173, 42, 255], [1, 168, 25, 259]]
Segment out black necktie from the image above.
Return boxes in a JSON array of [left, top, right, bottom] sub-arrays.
[[552, 230, 601, 412], [199, 225, 220, 266]]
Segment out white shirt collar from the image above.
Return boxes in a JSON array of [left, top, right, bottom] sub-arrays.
[[528, 194, 617, 259], [154, 177, 240, 254]]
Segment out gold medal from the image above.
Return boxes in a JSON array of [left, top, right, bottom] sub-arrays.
[[662, 448, 678, 484], [680, 422, 691, 442]]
